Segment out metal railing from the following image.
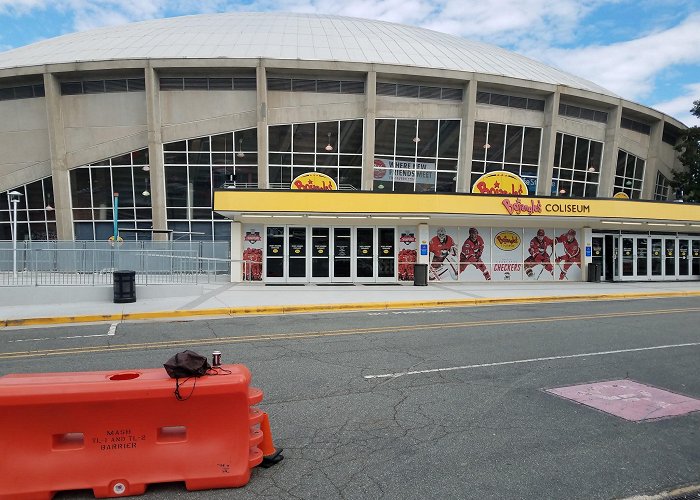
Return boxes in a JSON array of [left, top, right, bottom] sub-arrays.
[[0, 240, 242, 286]]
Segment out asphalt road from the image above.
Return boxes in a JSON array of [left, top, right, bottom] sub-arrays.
[[1, 296, 699, 500]]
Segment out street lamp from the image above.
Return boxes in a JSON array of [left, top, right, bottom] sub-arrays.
[[8, 190, 23, 280]]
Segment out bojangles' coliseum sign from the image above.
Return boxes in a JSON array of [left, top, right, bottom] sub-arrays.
[[502, 198, 591, 216]]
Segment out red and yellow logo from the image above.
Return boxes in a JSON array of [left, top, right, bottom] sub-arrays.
[[494, 231, 521, 251], [613, 192, 630, 199], [291, 172, 338, 191], [472, 172, 529, 196]]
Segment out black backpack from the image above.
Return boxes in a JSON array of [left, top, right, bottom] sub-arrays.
[[163, 350, 211, 400]]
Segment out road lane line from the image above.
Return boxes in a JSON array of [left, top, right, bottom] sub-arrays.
[[8, 323, 118, 343], [1, 306, 699, 359], [363, 342, 700, 379]]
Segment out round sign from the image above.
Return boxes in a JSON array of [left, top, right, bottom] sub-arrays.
[[613, 192, 630, 199], [472, 171, 528, 196], [291, 172, 337, 191], [494, 230, 521, 251]]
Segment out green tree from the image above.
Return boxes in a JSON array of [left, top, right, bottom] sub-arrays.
[[672, 99, 700, 202]]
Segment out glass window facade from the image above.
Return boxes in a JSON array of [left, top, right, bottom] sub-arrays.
[[552, 133, 603, 197], [654, 171, 671, 201], [0, 178, 56, 241], [268, 120, 363, 190], [476, 92, 545, 111], [0, 83, 45, 101], [164, 129, 257, 240], [471, 122, 541, 193], [374, 119, 459, 193], [614, 150, 645, 199], [70, 148, 152, 240]]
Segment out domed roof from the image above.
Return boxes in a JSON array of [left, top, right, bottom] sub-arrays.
[[0, 12, 616, 97]]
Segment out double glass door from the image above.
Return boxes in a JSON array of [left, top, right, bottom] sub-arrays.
[[617, 235, 699, 281], [265, 226, 396, 283]]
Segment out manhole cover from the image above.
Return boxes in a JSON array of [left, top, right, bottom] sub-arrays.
[[546, 380, 700, 422]]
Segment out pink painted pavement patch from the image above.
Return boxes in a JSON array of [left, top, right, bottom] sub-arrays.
[[547, 380, 700, 422]]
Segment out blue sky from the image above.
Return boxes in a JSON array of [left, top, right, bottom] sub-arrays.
[[0, 0, 698, 125]]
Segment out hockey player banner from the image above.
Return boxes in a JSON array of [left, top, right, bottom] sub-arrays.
[[523, 228, 555, 281], [554, 228, 582, 281], [242, 225, 264, 281], [428, 226, 460, 281], [490, 228, 523, 281], [457, 226, 492, 281], [397, 226, 417, 282]]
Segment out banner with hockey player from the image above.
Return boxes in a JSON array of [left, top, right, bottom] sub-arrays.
[[554, 228, 582, 281], [457, 227, 492, 281], [242, 225, 264, 281], [428, 226, 460, 281], [491, 228, 523, 281], [523, 228, 555, 281], [397, 227, 417, 282]]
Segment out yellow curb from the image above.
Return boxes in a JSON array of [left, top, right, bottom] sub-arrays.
[[122, 308, 231, 321], [2, 290, 700, 327], [3, 314, 122, 327]]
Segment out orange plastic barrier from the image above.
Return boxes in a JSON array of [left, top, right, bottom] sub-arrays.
[[0, 364, 281, 499]]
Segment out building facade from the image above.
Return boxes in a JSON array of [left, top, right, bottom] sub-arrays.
[[0, 13, 697, 283]]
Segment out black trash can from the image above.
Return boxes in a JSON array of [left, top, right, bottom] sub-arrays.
[[113, 270, 136, 303], [587, 263, 601, 283], [414, 264, 428, 286]]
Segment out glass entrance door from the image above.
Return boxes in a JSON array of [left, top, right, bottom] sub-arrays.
[[693, 240, 700, 278], [636, 237, 649, 279], [651, 238, 663, 277], [265, 226, 285, 283], [378, 228, 396, 281], [356, 227, 374, 282], [311, 227, 330, 282], [287, 227, 307, 282], [664, 238, 677, 280], [333, 227, 352, 282], [620, 237, 634, 279], [679, 239, 690, 278]]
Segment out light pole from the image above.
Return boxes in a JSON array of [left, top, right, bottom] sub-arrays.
[[8, 190, 23, 280]]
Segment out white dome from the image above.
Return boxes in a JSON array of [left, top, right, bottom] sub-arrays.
[[0, 12, 616, 97]]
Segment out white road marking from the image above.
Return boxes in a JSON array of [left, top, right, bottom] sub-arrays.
[[368, 309, 448, 316], [364, 341, 700, 379], [8, 323, 118, 343]]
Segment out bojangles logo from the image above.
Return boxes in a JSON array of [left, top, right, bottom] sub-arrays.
[[494, 231, 521, 250], [502, 198, 542, 215]]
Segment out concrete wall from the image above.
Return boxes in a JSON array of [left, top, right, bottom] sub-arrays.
[[376, 97, 461, 120], [61, 92, 147, 168], [557, 117, 607, 143], [160, 90, 257, 141], [618, 129, 651, 159], [474, 105, 545, 128], [267, 91, 365, 124], [0, 97, 51, 191]]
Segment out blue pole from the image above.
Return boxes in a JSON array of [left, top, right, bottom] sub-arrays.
[[113, 192, 119, 241]]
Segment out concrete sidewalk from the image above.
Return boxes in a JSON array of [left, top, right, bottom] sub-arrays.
[[1, 280, 700, 327]]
